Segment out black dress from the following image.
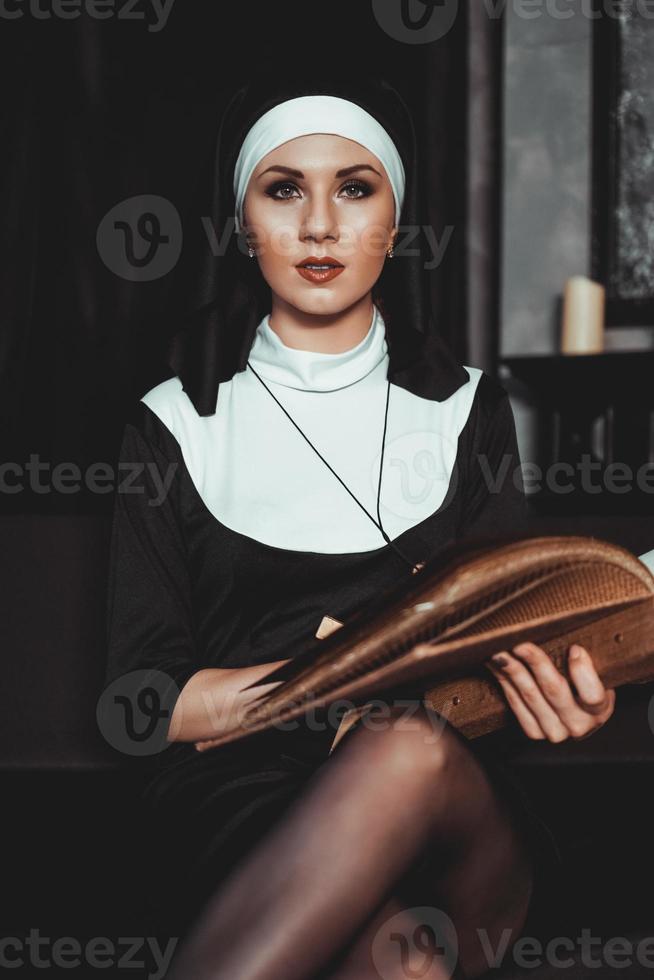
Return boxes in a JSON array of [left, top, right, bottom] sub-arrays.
[[103, 324, 564, 944]]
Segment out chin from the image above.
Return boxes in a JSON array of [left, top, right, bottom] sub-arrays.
[[289, 282, 376, 317], [285, 288, 354, 319]]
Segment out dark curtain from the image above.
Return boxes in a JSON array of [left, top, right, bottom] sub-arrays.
[[0, 1, 472, 515], [465, 0, 503, 373]]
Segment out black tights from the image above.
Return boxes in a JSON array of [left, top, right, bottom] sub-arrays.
[[167, 704, 535, 980]]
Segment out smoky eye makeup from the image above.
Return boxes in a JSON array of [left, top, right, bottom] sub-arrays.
[[340, 179, 374, 198], [263, 178, 375, 201], [264, 181, 300, 200]]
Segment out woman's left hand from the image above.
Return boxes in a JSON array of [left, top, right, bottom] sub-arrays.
[[486, 642, 616, 742]]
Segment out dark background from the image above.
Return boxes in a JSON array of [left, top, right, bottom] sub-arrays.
[[0, 1, 470, 507]]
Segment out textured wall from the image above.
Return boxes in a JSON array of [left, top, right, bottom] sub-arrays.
[[500, 5, 593, 357], [610, 14, 654, 301]]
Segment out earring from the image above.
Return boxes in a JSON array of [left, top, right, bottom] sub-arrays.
[[386, 240, 395, 259], [247, 244, 256, 258]]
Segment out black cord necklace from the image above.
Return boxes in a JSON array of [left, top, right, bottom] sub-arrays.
[[246, 360, 421, 574]]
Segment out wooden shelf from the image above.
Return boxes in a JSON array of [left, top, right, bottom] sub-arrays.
[[501, 352, 654, 517], [502, 350, 654, 398]]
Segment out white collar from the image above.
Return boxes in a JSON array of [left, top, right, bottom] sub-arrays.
[[247, 304, 388, 392]]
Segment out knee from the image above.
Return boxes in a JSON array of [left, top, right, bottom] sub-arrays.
[[357, 701, 468, 784]]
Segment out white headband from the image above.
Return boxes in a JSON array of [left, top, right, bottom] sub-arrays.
[[232, 94, 406, 233]]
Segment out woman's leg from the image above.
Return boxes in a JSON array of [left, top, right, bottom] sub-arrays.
[[312, 890, 472, 980], [320, 788, 532, 980], [167, 703, 535, 980]]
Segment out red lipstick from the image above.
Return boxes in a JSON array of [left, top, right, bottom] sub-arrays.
[[296, 255, 345, 284]]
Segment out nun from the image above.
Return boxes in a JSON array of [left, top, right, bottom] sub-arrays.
[[103, 74, 616, 979]]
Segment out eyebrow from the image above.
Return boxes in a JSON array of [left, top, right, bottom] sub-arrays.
[[257, 163, 382, 180]]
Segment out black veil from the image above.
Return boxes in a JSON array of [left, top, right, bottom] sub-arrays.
[[166, 73, 470, 416]]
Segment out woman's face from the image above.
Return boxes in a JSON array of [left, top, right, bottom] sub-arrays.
[[241, 133, 397, 317]]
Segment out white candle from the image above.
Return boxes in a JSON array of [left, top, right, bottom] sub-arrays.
[[560, 275, 605, 354]]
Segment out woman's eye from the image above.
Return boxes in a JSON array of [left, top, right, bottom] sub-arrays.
[[267, 182, 300, 200], [265, 179, 372, 201], [340, 180, 371, 199]]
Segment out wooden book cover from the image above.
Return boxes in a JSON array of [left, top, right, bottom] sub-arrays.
[[195, 535, 654, 751]]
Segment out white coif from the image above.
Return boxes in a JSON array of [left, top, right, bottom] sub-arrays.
[[232, 94, 406, 233], [142, 305, 482, 554]]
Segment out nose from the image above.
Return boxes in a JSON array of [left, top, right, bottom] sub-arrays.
[[300, 190, 338, 243]]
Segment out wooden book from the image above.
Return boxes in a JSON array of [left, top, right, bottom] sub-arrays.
[[195, 535, 654, 751]]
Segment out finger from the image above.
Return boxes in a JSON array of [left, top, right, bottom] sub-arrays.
[[489, 651, 570, 742], [485, 660, 546, 740], [511, 641, 611, 738], [566, 645, 615, 715], [570, 700, 617, 740]]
